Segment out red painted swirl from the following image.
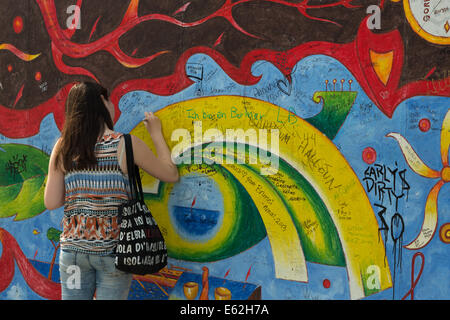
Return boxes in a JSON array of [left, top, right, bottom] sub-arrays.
[[0, 228, 61, 300]]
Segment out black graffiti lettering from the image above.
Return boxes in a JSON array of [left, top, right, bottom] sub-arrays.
[[375, 164, 390, 183], [389, 190, 404, 212], [390, 213, 405, 243], [399, 169, 410, 199], [390, 213, 405, 300], [363, 162, 410, 206], [375, 203, 388, 235], [5, 154, 28, 177], [363, 162, 410, 277]]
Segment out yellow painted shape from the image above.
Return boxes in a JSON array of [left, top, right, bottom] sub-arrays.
[[224, 147, 333, 263], [263, 169, 331, 258], [369, 50, 394, 85], [131, 95, 392, 299], [218, 161, 308, 282], [404, 180, 444, 249], [0, 43, 41, 61], [386, 133, 441, 178]]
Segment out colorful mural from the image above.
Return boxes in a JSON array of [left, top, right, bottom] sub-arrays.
[[0, 0, 449, 300]]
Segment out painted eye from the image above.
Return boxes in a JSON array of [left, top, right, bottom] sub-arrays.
[[143, 160, 266, 262]]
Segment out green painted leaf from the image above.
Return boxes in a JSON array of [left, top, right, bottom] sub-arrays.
[[47, 227, 62, 242], [0, 144, 49, 220]]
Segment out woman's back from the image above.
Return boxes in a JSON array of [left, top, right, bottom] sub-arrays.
[[60, 132, 130, 255]]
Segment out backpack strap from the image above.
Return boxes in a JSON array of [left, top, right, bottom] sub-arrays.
[[123, 134, 144, 202]]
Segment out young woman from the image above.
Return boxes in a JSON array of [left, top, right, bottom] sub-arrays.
[[44, 81, 178, 300]]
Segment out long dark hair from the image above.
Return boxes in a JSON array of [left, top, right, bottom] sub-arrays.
[[55, 81, 114, 171]]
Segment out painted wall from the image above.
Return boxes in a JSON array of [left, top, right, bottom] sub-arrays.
[[0, 0, 449, 300]]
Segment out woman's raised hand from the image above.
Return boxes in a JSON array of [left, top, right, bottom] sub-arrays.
[[143, 111, 162, 136]]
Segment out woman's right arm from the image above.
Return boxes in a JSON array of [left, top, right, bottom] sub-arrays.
[[130, 112, 179, 183]]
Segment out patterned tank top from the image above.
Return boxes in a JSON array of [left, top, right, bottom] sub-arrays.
[[60, 132, 130, 255]]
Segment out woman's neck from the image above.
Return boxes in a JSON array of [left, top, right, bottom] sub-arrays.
[[98, 126, 114, 141], [103, 128, 114, 135]]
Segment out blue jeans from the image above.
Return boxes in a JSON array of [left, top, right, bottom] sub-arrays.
[[59, 250, 133, 300]]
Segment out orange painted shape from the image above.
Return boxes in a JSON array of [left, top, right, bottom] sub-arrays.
[[369, 50, 394, 86]]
